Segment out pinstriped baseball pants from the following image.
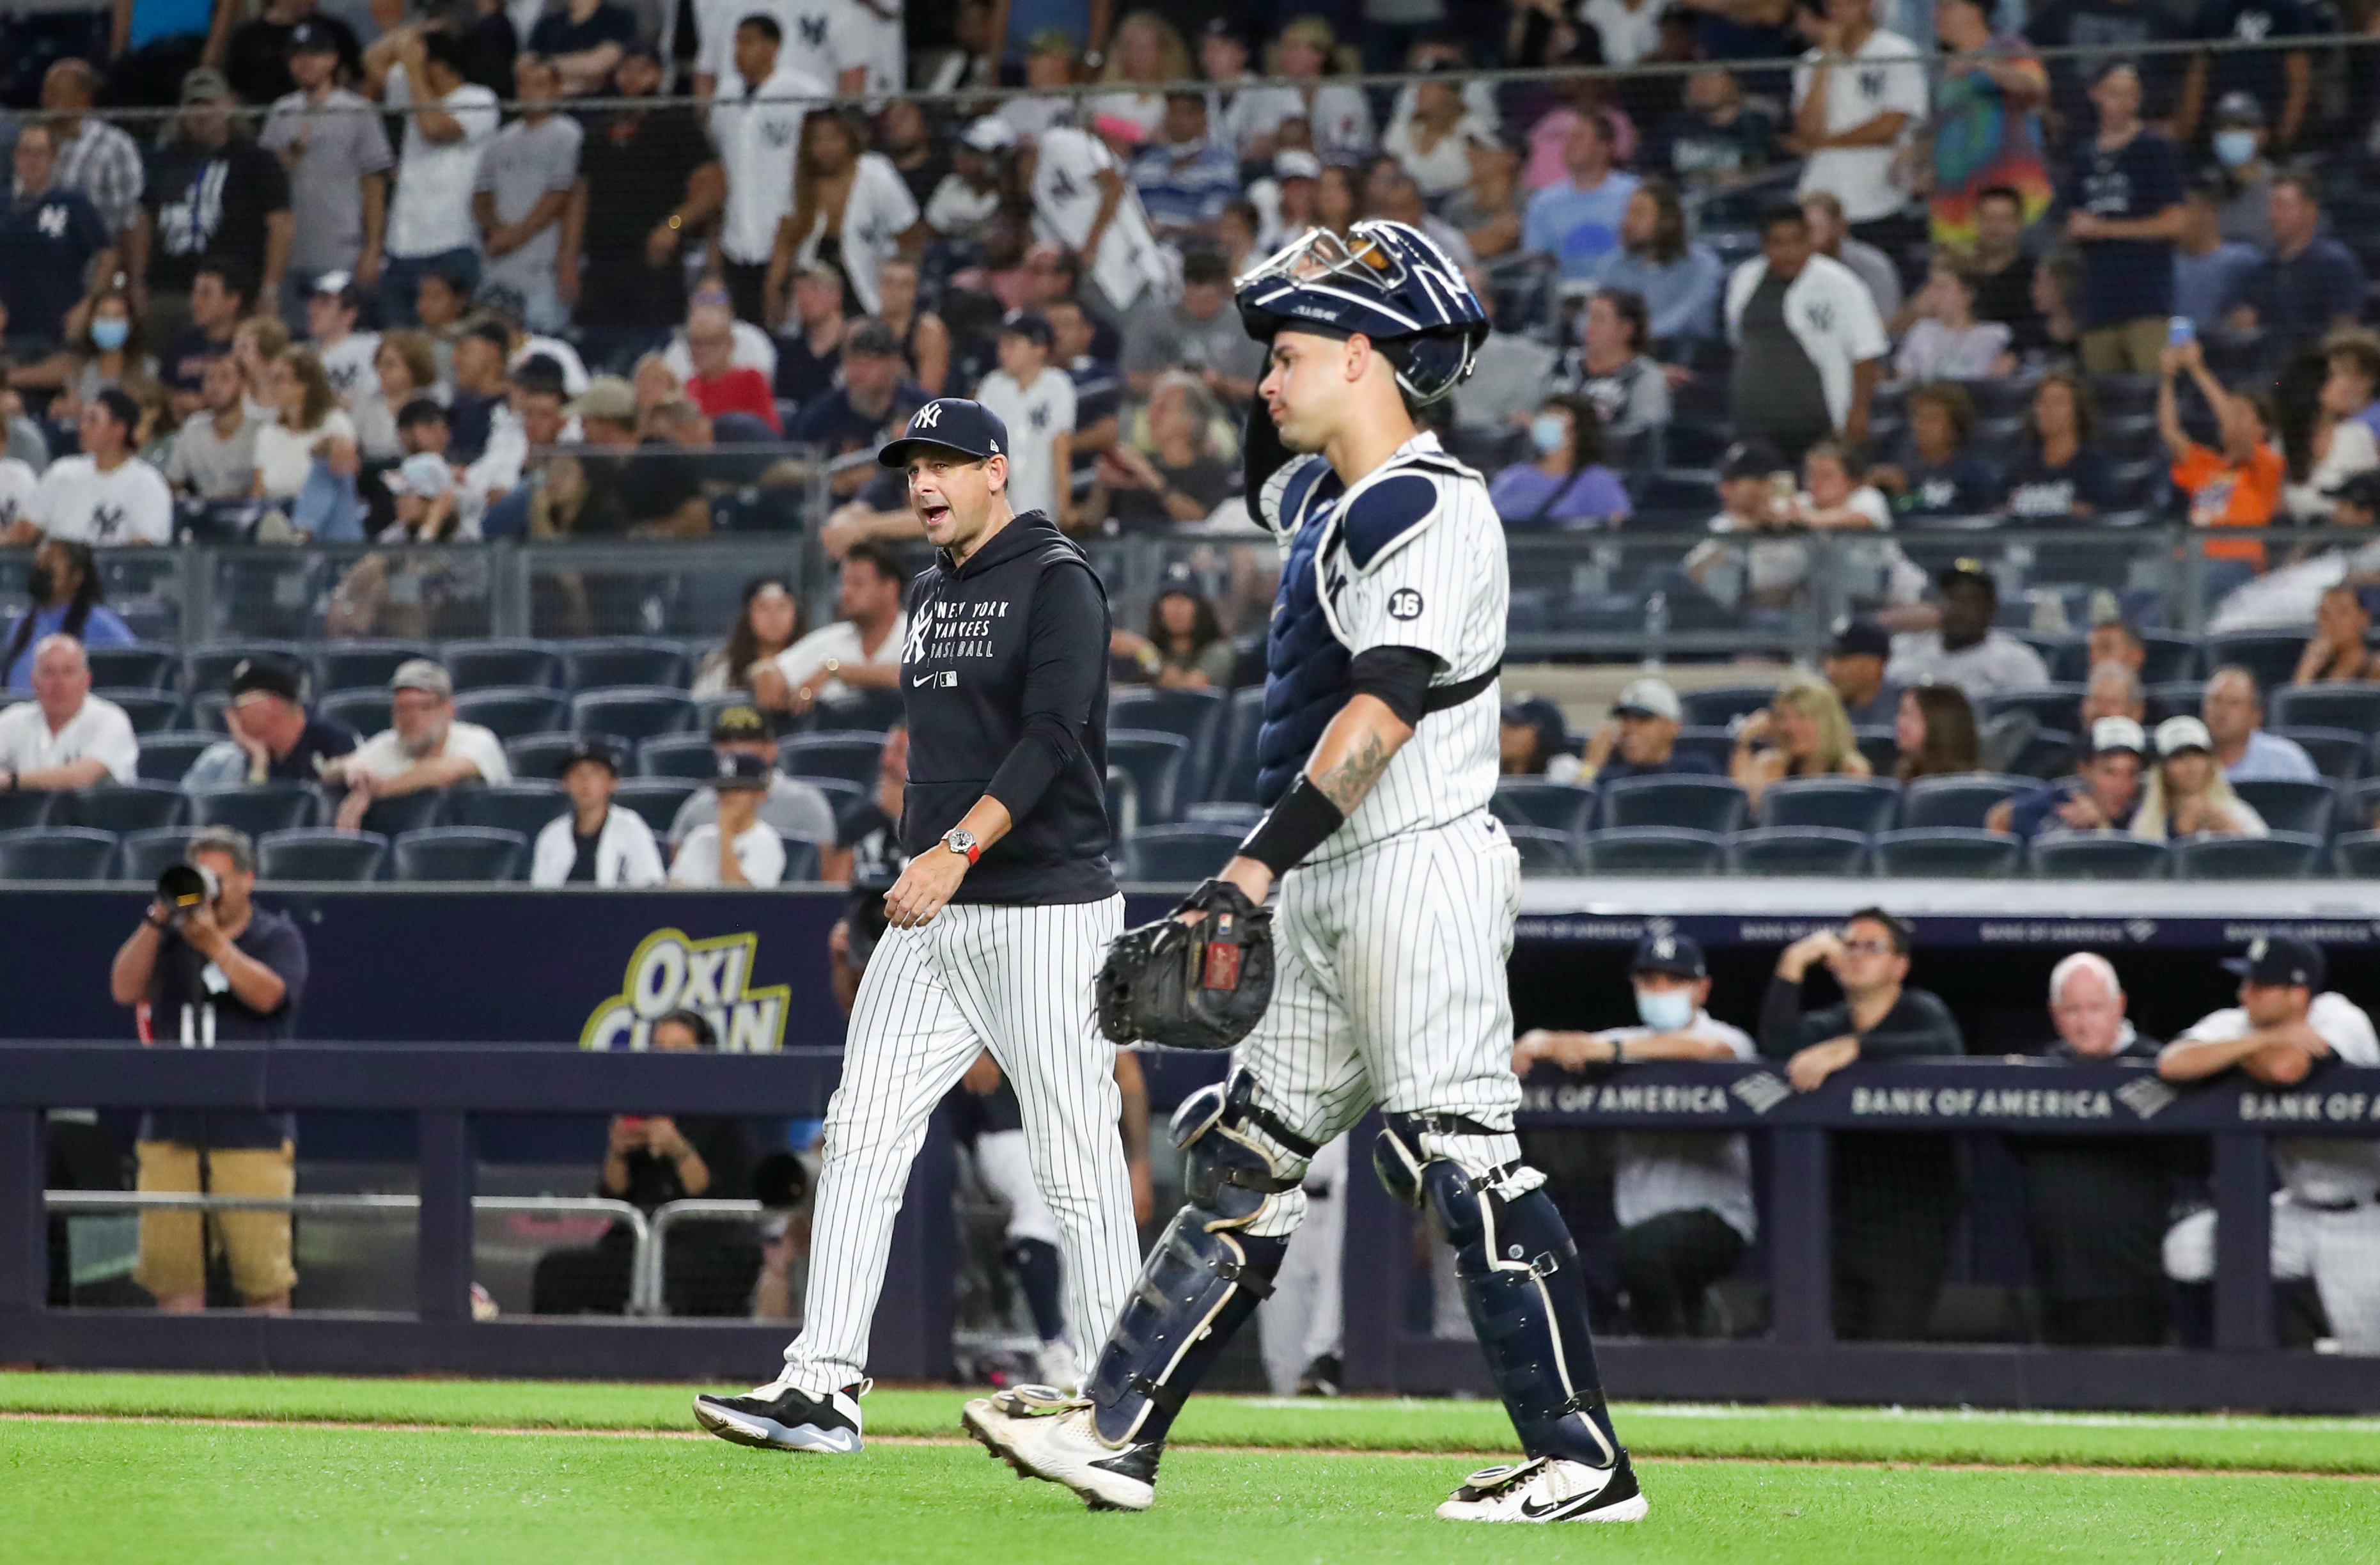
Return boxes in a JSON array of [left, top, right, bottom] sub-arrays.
[[780, 895, 1138, 1393]]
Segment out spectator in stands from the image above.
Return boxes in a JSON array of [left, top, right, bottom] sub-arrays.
[[1377, 65, 1485, 208], [134, 70, 292, 342], [1046, 295, 1122, 496], [2292, 585, 2373, 686], [694, 577, 801, 702], [1366, 165, 1477, 271], [1823, 617, 1901, 727], [822, 721, 907, 886], [1242, 17, 1375, 166], [1893, 684, 1981, 780], [2200, 0, 2321, 157], [469, 56, 581, 338], [1441, 130, 1522, 267], [2203, 94, 2274, 249], [710, 14, 820, 327], [1089, 374, 1239, 533], [789, 319, 926, 496], [108, 824, 305, 1314], [671, 750, 787, 887], [1799, 190, 1902, 323], [1, 540, 133, 691], [1684, 436, 1810, 611], [42, 59, 145, 260], [221, 1, 361, 107], [2226, 173, 2370, 348], [998, 29, 1081, 143], [2173, 179, 2258, 338], [377, 30, 498, 327], [2080, 661, 2148, 735], [1120, 251, 1265, 407], [1523, 107, 1640, 282], [0, 123, 116, 362], [303, 277, 377, 412], [182, 654, 357, 789], [258, 25, 391, 329], [1579, 675, 1719, 783], [1728, 203, 1886, 464], [876, 98, 946, 212], [410, 263, 472, 377], [2002, 368, 2117, 521], [1656, 66, 1774, 196], [2088, 620, 2146, 680], [393, 397, 450, 466], [1762, 909, 1966, 1341], [2287, 338, 2380, 522], [1030, 116, 1172, 324], [163, 354, 260, 502], [2325, 329, 2380, 446], [669, 703, 838, 851], [975, 312, 1076, 529], [1498, 693, 1577, 781], [528, 0, 636, 96], [873, 258, 950, 400], [2027, 246, 2085, 366], [1511, 932, 1755, 1337], [2014, 952, 2172, 1346], [29, 389, 175, 546], [1888, 561, 2051, 700], [1927, 0, 2049, 251], [2202, 665, 2319, 782], [2132, 714, 2267, 840], [1964, 187, 2044, 352], [324, 658, 510, 829], [1132, 91, 1239, 243], [771, 111, 921, 321], [529, 737, 665, 888], [1489, 393, 1631, 529], [572, 43, 720, 334], [1732, 670, 1871, 805], [531, 1007, 760, 1314], [2026, 0, 2197, 146], [351, 331, 437, 466], [680, 304, 779, 438], [1893, 263, 2016, 383], [0, 633, 139, 790], [1111, 563, 1235, 688], [253, 347, 359, 516], [748, 542, 907, 723], [2159, 936, 2380, 1353], [229, 313, 291, 422], [1568, 288, 1671, 446], [771, 268, 850, 410], [925, 118, 1013, 247], [1088, 12, 1189, 136], [1588, 182, 1721, 348], [1872, 382, 2002, 521], [1788, 0, 1926, 246], [15, 284, 152, 423], [2061, 63, 2185, 376], [442, 321, 510, 468], [2159, 335, 2279, 570], [1986, 714, 2147, 836]]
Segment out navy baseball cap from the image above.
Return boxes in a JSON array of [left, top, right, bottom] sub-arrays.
[[1829, 618, 1892, 660], [713, 750, 772, 791], [288, 20, 338, 52], [2224, 935, 2324, 990], [560, 736, 621, 776], [1631, 931, 1707, 980], [878, 398, 1009, 468]]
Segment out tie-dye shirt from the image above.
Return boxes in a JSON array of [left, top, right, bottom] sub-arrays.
[[1929, 35, 2053, 250]]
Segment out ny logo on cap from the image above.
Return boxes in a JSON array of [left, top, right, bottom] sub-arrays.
[[2249, 937, 2269, 962], [1653, 936, 1676, 960], [912, 403, 943, 430]]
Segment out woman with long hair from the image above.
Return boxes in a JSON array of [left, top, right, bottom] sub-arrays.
[[1111, 568, 1235, 689], [1313, 163, 1361, 239], [694, 575, 804, 698], [3, 538, 134, 691], [1089, 12, 1192, 136], [253, 346, 358, 501], [1570, 286, 1671, 438], [1893, 685, 1982, 780], [2001, 368, 2116, 520], [232, 315, 293, 421], [352, 330, 441, 465], [43, 288, 157, 423], [2133, 716, 2266, 840], [1382, 65, 1485, 202], [1488, 394, 1631, 528], [1731, 672, 1871, 806], [767, 111, 921, 319]]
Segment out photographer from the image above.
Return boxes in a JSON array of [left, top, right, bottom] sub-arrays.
[[106, 827, 309, 1312]]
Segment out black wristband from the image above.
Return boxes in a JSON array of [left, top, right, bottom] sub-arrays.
[[1237, 775, 1346, 877]]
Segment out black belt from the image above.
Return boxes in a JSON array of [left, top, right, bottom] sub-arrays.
[[1422, 661, 1502, 716]]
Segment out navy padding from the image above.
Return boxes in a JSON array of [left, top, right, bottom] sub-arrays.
[[1342, 471, 1437, 570]]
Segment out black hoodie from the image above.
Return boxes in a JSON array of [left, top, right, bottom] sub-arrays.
[[899, 509, 1116, 905]]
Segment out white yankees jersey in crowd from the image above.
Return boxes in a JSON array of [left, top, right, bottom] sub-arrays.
[[972, 367, 1076, 523], [0, 458, 37, 533], [33, 454, 175, 546], [1030, 125, 1171, 311], [694, 0, 865, 85], [780, 151, 918, 315], [1791, 28, 1929, 223], [318, 332, 380, 408], [710, 59, 825, 267]]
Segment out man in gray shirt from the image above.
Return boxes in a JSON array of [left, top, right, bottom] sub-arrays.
[[1118, 251, 1268, 406], [259, 22, 394, 327], [1886, 562, 2053, 703], [163, 356, 261, 501], [666, 704, 838, 853], [471, 56, 584, 336]]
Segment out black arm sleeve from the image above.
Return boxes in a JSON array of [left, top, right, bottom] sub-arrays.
[[1855, 988, 1968, 1059], [1242, 388, 1292, 511], [1758, 975, 1844, 1060], [1348, 645, 1444, 730], [985, 563, 1107, 825]]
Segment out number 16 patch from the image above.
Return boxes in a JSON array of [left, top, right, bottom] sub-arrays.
[[1388, 588, 1424, 620]]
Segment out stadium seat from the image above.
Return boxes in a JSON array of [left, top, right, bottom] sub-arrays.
[[2029, 832, 2169, 879], [2008, 728, 2076, 780], [804, 777, 865, 815], [2204, 633, 2308, 692], [455, 686, 574, 740], [610, 778, 696, 837], [1852, 726, 1898, 777], [1106, 730, 1193, 825], [449, 782, 567, 838], [808, 688, 906, 732], [571, 686, 696, 741], [2276, 727, 2365, 781], [505, 731, 587, 780], [1758, 777, 1899, 835], [638, 734, 721, 779], [778, 835, 822, 883], [1492, 780, 1597, 837], [1184, 801, 1264, 828], [2333, 831, 2380, 877], [562, 637, 690, 693], [0, 825, 117, 880], [67, 782, 186, 835], [1978, 686, 2086, 730], [392, 826, 528, 882], [357, 790, 448, 837], [1111, 687, 1227, 798], [1599, 775, 1748, 834], [0, 789, 54, 831], [98, 689, 185, 735], [1874, 827, 2021, 878], [187, 785, 319, 835], [2231, 778, 2337, 839], [1670, 726, 1734, 771], [256, 828, 388, 883], [2173, 832, 2326, 880], [779, 732, 888, 787], [313, 640, 433, 695], [1575, 826, 1726, 875], [1207, 687, 1267, 805], [117, 826, 195, 881], [2271, 684, 2380, 735], [135, 730, 218, 783], [1121, 822, 1246, 881], [1505, 824, 1576, 876], [317, 688, 391, 737], [441, 639, 563, 691], [1106, 766, 1141, 837], [1629, 468, 1718, 523], [1677, 686, 1776, 728], [1900, 774, 2028, 830], [184, 641, 306, 697], [84, 643, 181, 691], [186, 689, 233, 732], [1726, 826, 1868, 876]]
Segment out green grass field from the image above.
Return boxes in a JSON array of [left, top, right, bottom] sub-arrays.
[[6, 1374, 2377, 1564]]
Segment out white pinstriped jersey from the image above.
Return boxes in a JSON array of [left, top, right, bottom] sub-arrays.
[[1258, 432, 1507, 859]]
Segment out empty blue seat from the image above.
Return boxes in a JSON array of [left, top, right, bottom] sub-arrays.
[[0, 789, 54, 830], [185, 689, 232, 733], [187, 785, 318, 835], [455, 686, 573, 740], [357, 790, 448, 837], [1106, 767, 1141, 837], [563, 637, 690, 693], [449, 782, 567, 838], [1852, 726, 1898, 778], [1575, 827, 1725, 875], [1726, 826, 1868, 876], [1207, 687, 1267, 805], [1121, 823, 1246, 881], [442, 639, 563, 691], [1506, 824, 1576, 876], [779, 732, 888, 787], [67, 782, 187, 835], [505, 731, 585, 780], [2030, 832, 2169, 879], [1492, 780, 1597, 837], [99, 689, 185, 735], [1106, 730, 1193, 825], [1184, 801, 1264, 828], [1628, 469, 1718, 523], [611, 778, 696, 837], [1978, 686, 2086, 730], [1111, 687, 1227, 798], [1677, 686, 1776, 728], [804, 777, 865, 817], [256, 828, 388, 883], [2334, 831, 2380, 877], [571, 686, 695, 741], [1759, 777, 1899, 835], [639, 734, 721, 780], [2205, 633, 2308, 692], [313, 640, 433, 695], [85, 643, 181, 691], [2271, 684, 2380, 735], [136, 730, 219, 783], [2145, 681, 2205, 725], [1670, 726, 1734, 771], [185, 641, 306, 698], [117, 826, 194, 881], [1874, 827, 2021, 878], [1600, 775, 1748, 834], [778, 835, 822, 883], [2232, 778, 2336, 839], [0, 825, 116, 880], [2009, 728, 2077, 780], [809, 688, 905, 732], [317, 688, 392, 737], [391, 826, 528, 882], [2276, 727, 2363, 781], [2173, 832, 2325, 880], [1900, 774, 2029, 830]]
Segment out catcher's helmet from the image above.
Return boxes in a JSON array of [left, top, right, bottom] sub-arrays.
[[1234, 219, 1490, 406]]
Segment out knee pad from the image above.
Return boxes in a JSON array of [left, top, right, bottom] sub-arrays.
[[1173, 1073, 1318, 1232], [1084, 1210, 1288, 1446]]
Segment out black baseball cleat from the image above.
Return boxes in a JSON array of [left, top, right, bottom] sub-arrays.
[[692, 1374, 870, 1454], [1436, 1451, 1649, 1523]]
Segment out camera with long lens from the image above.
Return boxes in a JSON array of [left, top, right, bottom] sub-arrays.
[[155, 863, 221, 928]]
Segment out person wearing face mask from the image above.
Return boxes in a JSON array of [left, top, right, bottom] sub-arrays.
[[1510, 933, 1757, 1339], [2206, 93, 2276, 249], [1487, 395, 1632, 529], [1, 539, 136, 691]]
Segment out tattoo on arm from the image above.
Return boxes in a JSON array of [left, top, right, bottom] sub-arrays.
[[1314, 731, 1391, 813]]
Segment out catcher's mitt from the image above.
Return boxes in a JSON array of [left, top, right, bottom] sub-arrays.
[[1095, 879, 1275, 1051]]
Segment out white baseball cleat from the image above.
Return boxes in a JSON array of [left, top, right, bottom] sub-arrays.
[[691, 1374, 869, 1454], [960, 1384, 1161, 1511], [1436, 1452, 1649, 1523]]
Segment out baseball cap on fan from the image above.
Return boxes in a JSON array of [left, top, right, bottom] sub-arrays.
[[1612, 677, 1682, 722], [2224, 934, 2324, 991], [877, 398, 1010, 468], [1631, 931, 1707, 980]]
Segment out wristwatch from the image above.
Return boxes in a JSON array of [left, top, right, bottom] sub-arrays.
[[943, 827, 981, 864]]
